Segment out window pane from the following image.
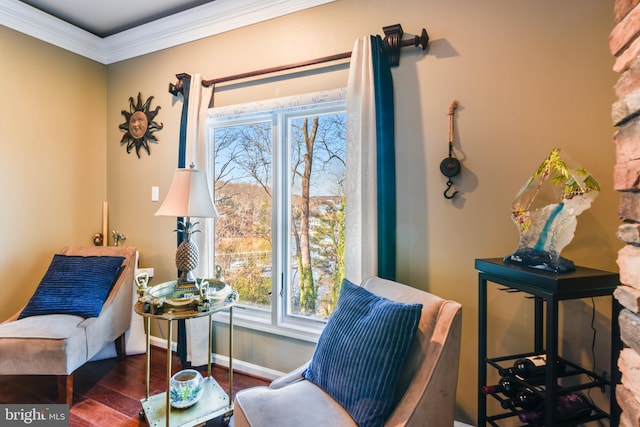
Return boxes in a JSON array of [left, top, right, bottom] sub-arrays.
[[288, 113, 346, 321], [213, 121, 273, 312], [208, 90, 346, 333]]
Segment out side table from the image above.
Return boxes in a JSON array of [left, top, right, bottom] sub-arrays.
[[135, 281, 237, 427], [476, 258, 621, 426]]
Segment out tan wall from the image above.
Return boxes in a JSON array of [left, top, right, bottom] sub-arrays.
[[0, 26, 107, 320], [0, 0, 618, 423]]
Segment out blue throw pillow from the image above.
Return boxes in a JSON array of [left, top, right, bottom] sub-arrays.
[[303, 279, 422, 427], [19, 254, 126, 319]]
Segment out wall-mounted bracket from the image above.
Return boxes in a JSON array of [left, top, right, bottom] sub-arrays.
[[168, 73, 191, 96], [383, 24, 429, 67]]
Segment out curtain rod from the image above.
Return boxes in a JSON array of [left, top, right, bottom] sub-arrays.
[[168, 24, 428, 95], [202, 51, 354, 87]]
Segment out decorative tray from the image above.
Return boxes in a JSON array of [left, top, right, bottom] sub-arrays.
[[136, 275, 236, 315]]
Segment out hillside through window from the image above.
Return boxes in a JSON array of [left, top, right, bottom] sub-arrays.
[[208, 90, 346, 330]]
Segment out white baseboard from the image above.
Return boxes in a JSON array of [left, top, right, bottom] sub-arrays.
[[149, 337, 284, 380], [150, 336, 176, 352]]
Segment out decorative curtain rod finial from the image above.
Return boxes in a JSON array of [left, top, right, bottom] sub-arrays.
[[168, 73, 192, 96], [414, 28, 430, 51], [168, 80, 183, 96], [383, 24, 429, 67]]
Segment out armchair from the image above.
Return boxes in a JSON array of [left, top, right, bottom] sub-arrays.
[[234, 276, 462, 427], [0, 246, 136, 405]]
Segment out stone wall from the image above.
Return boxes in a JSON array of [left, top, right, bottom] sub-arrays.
[[611, 1, 640, 425]]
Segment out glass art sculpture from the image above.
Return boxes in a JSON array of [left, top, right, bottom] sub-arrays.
[[504, 148, 599, 273]]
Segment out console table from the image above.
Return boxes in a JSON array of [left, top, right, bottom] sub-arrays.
[[476, 258, 621, 426]]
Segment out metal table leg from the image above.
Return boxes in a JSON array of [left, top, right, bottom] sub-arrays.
[[229, 306, 234, 409], [166, 319, 172, 427], [145, 317, 151, 400]]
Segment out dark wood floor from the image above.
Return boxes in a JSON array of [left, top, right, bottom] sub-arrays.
[[0, 346, 270, 426]]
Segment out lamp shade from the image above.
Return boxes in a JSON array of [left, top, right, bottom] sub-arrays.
[[155, 168, 219, 218]]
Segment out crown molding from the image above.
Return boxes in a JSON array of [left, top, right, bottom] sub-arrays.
[[0, 0, 336, 64], [0, 0, 105, 62]]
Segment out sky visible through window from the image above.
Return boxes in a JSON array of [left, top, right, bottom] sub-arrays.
[[210, 101, 346, 322]]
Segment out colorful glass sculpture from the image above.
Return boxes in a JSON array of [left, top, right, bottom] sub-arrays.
[[504, 148, 600, 273]]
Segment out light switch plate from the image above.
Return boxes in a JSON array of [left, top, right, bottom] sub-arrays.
[[151, 186, 159, 202]]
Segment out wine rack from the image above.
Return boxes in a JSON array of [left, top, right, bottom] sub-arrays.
[[476, 258, 622, 426]]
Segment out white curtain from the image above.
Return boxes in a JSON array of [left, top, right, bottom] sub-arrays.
[[183, 73, 215, 367], [345, 36, 378, 285]]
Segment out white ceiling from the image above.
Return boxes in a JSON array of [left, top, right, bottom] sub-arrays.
[[0, 0, 336, 64], [18, 0, 216, 37]]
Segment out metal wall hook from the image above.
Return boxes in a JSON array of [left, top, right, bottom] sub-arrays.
[[444, 180, 458, 199], [112, 230, 127, 246], [440, 99, 462, 200]]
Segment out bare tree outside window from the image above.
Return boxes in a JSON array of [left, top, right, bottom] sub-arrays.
[[212, 105, 346, 322]]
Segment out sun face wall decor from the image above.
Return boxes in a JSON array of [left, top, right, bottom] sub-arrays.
[[119, 93, 164, 157]]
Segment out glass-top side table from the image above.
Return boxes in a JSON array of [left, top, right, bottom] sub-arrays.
[[135, 280, 238, 427]]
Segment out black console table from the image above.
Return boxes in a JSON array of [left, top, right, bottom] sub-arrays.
[[476, 258, 621, 426]]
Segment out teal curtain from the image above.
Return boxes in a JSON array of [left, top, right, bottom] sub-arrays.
[[177, 75, 190, 169], [173, 73, 191, 365], [371, 35, 396, 281]]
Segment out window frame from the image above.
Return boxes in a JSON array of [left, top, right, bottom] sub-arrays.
[[205, 88, 347, 342]]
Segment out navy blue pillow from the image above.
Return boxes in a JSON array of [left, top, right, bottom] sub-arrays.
[[303, 279, 422, 427], [19, 254, 126, 319]]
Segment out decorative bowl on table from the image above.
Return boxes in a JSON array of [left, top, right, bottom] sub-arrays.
[[170, 369, 204, 409]]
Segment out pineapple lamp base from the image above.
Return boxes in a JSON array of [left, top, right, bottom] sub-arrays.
[[176, 232, 199, 284]]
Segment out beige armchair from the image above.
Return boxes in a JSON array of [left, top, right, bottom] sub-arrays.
[[234, 276, 462, 427], [0, 246, 136, 405]]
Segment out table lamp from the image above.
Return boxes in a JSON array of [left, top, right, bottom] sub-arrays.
[[155, 165, 219, 283]]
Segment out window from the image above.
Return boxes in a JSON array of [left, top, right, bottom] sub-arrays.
[[207, 89, 346, 338]]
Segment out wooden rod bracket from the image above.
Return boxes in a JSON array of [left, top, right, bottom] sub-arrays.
[[383, 24, 429, 67], [168, 73, 191, 96]]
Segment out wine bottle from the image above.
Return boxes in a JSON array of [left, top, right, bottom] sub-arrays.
[[482, 375, 524, 397], [518, 392, 592, 424], [500, 385, 545, 410], [499, 354, 566, 378]]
